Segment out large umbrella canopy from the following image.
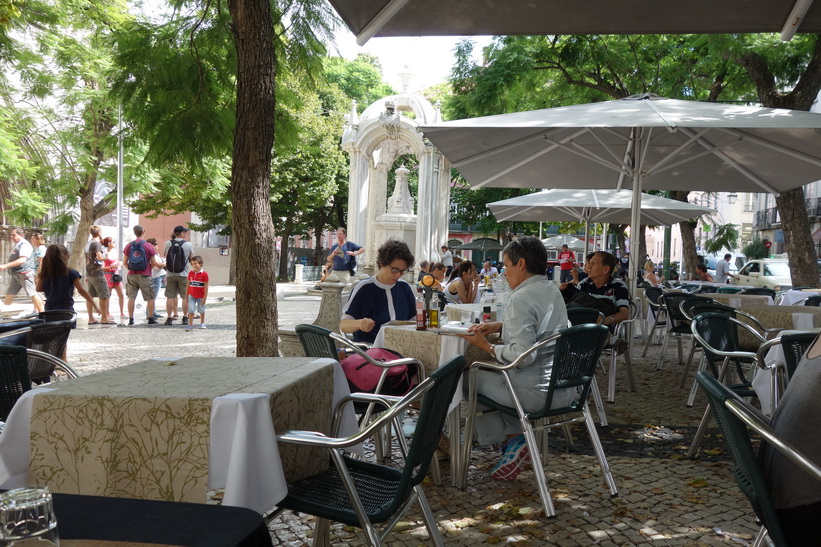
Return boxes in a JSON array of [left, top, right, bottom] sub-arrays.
[[489, 189, 714, 226], [541, 234, 586, 252], [452, 238, 504, 252], [419, 94, 821, 195], [330, 0, 821, 44], [420, 94, 821, 294]]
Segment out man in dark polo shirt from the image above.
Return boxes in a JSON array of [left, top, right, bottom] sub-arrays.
[[560, 251, 630, 352]]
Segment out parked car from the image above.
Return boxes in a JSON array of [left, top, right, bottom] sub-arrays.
[[732, 259, 792, 291], [704, 253, 746, 278]]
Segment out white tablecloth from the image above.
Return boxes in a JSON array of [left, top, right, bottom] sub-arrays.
[[780, 289, 821, 306], [0, 358, 356, 513]]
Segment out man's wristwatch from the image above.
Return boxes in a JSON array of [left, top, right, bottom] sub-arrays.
[[489, 345, 498, 361]]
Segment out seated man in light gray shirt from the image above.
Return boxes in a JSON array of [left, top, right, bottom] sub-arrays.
[[459, 236, 569, 482]]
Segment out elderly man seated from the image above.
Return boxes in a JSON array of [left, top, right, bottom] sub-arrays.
[[560, 251, 630, 354], [458, 236, 569, 481]]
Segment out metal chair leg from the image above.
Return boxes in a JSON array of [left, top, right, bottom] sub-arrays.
[[582, 405, 618, 496], [687, 405, 713, 459], [656, 333, 670, 370], [607, 350, 617, 403], [623, 349, 636, 392], [521, 418, 556, 517], [313, 518, 331, 546], [413, 486, 446, 547], [687, 354, 707, 407], [679, 342, 699, 388], [590, 376, 608, 426]]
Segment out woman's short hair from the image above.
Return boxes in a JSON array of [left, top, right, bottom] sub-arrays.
[[376, 239, 414, 269], [431, 262, 445, 272], [644, 260, 655, 271], [503, 236, 547, 275], [696, 263, 708, 273]]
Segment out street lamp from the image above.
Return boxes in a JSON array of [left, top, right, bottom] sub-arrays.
[[727, 192, 738, 205]]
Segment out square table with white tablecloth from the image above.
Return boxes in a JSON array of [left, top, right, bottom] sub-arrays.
[[0, 357, 357, 513]]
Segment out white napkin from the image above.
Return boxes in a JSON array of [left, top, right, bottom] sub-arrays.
[[0, 387, 56, 489]]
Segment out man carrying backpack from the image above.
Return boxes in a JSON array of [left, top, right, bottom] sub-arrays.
[[123, 225, 161, 326], [163, 225, 194, 325]]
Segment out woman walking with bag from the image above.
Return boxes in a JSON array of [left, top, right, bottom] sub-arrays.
[[102, 237, 126, 318]]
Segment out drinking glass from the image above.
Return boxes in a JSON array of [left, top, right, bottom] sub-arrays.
[[0, 486, 59, 546]]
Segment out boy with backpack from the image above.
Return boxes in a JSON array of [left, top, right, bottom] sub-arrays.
[[123, 225, 160, 326], [163, 226, 194, 325]]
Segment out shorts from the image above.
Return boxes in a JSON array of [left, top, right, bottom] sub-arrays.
[[188, 296, 206, 314], [126, 274, 155, 301], [560, 269, 574, 283], [165, 276, 188, 298], [87, 275, 110, 299], [331, 270, 352, 284], [7, 271, 37, 298]]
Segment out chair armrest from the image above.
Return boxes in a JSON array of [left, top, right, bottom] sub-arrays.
[[756, 338, 782, 370], [330, 331, 427, 379]]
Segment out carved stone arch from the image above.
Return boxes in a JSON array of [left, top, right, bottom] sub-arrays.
[[341, 92, 452, 277]]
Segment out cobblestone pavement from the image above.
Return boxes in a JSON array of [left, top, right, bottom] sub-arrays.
[[65, 284, 760, 546]]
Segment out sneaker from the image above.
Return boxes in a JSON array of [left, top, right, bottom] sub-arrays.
[[164, 318, 173, 326], [491, 435, 531, 482], [185, 325, 193, 331], [613, 339, 629, 356], [200, 323, 207, 329], [128, 318, 134, 326], [182, 317, 189, 326], [147, 318, 158, 325], [313, 285, 322, 291]]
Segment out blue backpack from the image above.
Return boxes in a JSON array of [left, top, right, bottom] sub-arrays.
[[127, 240, 149, 271]]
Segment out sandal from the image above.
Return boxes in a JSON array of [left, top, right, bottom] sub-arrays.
[[88, 321, 100, 325]]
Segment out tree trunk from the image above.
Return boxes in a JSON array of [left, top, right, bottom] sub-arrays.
[[69, 182, 96, 273], [734, 41, 821, 287], [680, 220, 700, 280], [278, 220, 293, 281], [228, 0, 278, 357], [613, 224, 627, 255], [776, 188, 819, 287]]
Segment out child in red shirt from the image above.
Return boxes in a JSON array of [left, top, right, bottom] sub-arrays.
[[186, 255, 209, 330]]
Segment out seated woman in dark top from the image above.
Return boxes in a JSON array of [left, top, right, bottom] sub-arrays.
[[759, 332, 821, 544], [339, 240, 416, 344]]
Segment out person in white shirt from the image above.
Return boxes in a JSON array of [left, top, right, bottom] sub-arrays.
[[480, 260, 499, 279], [714, 253, 738, 284], [441, 245, 454, 277]]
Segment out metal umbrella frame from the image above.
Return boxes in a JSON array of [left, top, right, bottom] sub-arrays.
[[452, 238, 504, 252]]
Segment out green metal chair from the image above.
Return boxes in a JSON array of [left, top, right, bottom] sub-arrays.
[[696, 371, 821, 547], [741, 287, 777, 299], [460, 324, 617, 517], [687, 313, 764, 459], [0, 345, 32, 422], [756, 332, 818, 413], [564, 307, 607, 426], [717, 285, 743, 294], [273, 355, 465, 546], [656, 292, 697, 371]]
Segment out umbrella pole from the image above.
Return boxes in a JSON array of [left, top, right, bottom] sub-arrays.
[[629, 129, 644, 299], [583, 220, 590, 257]]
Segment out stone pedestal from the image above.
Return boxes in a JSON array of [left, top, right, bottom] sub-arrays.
[[314, 282, 346, 331]]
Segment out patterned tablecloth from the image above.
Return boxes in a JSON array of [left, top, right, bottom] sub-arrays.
[[736, 305, 821, 350], [0, 357, 347, 512], [709, 293, 773, 308]]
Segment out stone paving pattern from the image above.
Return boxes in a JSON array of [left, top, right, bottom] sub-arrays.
[[65, 283, 760, 546]]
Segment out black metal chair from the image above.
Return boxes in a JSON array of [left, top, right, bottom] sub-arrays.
[[565, 306, 607, 426], [273, 355, 465, 546], [640, 287, 666, 358], [0, 326, 79, 384], [696, 371, 821, 547], [741, 287, 777, 299], [803, 295, 821, 306], [656, 292, 697, 371], [0, 319, 43, 333], [756, 331, 818, 413], [601, 300, 638, 403], [687, 313, 764, 459], [0, 345, 32, 422], [697, 285, 718, 293], [460, 324, 617, 517]]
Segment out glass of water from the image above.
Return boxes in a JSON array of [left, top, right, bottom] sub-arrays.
[[0, 486, 59, 546]]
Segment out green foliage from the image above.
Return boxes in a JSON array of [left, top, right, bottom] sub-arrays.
[[324, 54, 395, 112], [742, 238, 770, 260], [704, 223, 739, 254]]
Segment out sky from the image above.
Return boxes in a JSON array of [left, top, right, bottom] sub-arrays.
[[331, 33, 492, 93]]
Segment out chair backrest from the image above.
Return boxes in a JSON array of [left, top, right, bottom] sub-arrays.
[[679, 296, 716, 320], [0, 345, 32, 421], [742, 287, 776, 299], [695, 371, 787, 546], [38, 310, 78, 323], [697, 285, 718, 293], [394, 355, 464, 502], [803, 295, 821, 307], [717, 286, 743, 294], [566, 307, 603, 326], [534, 324, 610, 418], [661, 292, 695, 328], [0, 327, 32, 348], [0, 319, 43, 334], [26, 320, 74, 359], [780, 332, 819, 380], [644, 286, 663, 306], [294, 324, 339, 360]]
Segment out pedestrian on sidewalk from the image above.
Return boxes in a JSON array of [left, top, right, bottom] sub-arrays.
[[186, 255, 209, 330], [164, 226, 193, 325]]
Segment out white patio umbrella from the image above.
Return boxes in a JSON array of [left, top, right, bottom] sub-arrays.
[[419, 94, 821, 294], [541, 234, 586, 252], [330, 0, 821, 45], [492, 188, 714, 256]]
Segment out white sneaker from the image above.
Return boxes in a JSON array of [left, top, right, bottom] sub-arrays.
[[200, 324, 207, 329]]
